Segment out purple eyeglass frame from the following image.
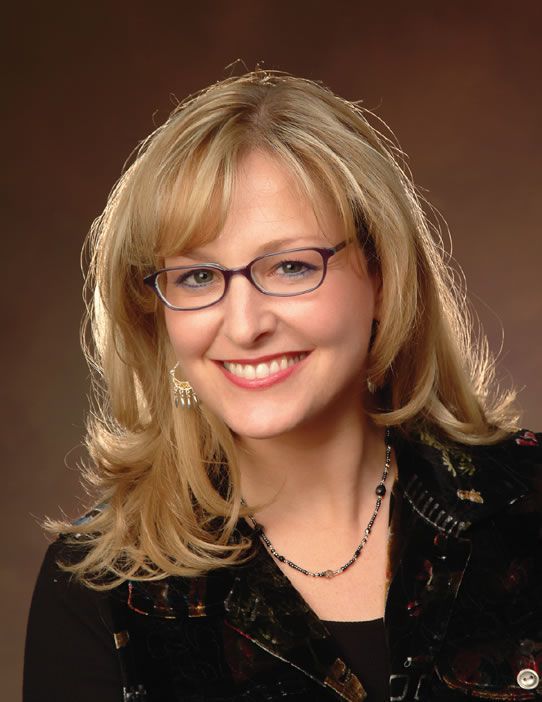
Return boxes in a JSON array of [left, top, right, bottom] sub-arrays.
[[144, 240, 348, 311]]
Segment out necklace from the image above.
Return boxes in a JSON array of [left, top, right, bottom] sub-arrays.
[[242, 427, 392, 579]]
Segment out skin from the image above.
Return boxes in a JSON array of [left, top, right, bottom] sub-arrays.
[[164, 150, 395, 619]]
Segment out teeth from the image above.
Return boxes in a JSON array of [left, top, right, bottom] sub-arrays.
[[255, 363, 269, 379], [223, 353, 307, 380], [244, 365, 256, 380]]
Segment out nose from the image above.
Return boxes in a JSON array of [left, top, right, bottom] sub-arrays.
[[219, 274, 278, 347]]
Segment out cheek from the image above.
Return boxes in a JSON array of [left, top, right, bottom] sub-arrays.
[[314, 277, 376, 346], [164, 310, 215, 362]]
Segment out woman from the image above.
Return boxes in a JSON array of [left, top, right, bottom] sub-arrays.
[[24, 71, 541, 701]]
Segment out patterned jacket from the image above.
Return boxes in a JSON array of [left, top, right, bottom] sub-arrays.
[[108, 429, 542, 701]]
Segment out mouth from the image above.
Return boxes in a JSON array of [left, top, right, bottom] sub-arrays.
[[218, 352, 310, 382]]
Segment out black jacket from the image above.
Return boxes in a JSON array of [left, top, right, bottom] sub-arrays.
[[25, 429, 542, 701]]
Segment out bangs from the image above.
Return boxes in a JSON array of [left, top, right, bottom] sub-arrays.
[[267, 138, 365, 252], [153, 140, 239, 263]]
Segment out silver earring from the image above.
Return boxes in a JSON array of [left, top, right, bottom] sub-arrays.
[[169, 362, 198, 408]]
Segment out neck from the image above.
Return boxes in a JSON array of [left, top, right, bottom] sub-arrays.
[[235, 400, 389, 531]]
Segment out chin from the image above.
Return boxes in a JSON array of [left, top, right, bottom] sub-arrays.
[[222, 406, 301, 441], [227, 419, 296, 441]]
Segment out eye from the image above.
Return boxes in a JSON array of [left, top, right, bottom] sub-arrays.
[[272, 259, 318, 277], [175, 268, 218, 288]]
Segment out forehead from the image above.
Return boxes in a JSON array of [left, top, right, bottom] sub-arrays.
[[219, 151, 334, 237], [159, 149, 340, 262]]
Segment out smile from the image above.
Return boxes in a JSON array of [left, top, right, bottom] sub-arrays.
[[222, 353, 308, 380]]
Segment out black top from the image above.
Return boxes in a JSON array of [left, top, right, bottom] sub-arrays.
[[24, 542, 390, 701], [322, 619, 390, 700]]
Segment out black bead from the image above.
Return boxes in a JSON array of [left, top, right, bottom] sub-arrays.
[[277, 555, 285, 562], [375, 483, 387, 496]]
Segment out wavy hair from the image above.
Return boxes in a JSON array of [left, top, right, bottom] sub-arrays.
[[49, 70, 518, 587]]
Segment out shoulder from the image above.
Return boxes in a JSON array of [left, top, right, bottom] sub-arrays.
[[30, 537, 114, 622], [29, 502, 118, 630], [485, 429, 542, 520], [409, 426, 540, 484], [394, 427, 542, 535], [464, 428, 542, 510], [410, 426, 541, 472]]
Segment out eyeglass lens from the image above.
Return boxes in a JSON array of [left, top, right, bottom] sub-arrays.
[[156, 248, 326, 309]]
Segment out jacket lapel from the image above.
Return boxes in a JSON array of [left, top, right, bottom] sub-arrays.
[[223, 518, 368, 701], [126, 520, 367, 700]]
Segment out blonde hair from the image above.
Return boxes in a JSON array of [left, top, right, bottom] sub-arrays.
[[50, 70, 518, 587]]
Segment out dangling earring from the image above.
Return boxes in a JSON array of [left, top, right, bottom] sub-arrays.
[[169, 362, 198, 408], [366, 377, 377, 394]]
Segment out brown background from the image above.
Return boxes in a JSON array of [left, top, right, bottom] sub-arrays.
[[3, 1, 541, 698]]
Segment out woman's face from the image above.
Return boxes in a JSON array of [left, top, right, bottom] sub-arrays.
[[164, 150, 379, 439]]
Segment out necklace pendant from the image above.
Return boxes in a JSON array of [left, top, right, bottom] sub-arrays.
[[322, 569, 335, 579]]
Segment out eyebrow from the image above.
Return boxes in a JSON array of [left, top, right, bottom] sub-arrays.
[[181, 236, 325, 261]]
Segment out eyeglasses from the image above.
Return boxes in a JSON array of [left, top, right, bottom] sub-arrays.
[[144, 241, 348, 311]]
